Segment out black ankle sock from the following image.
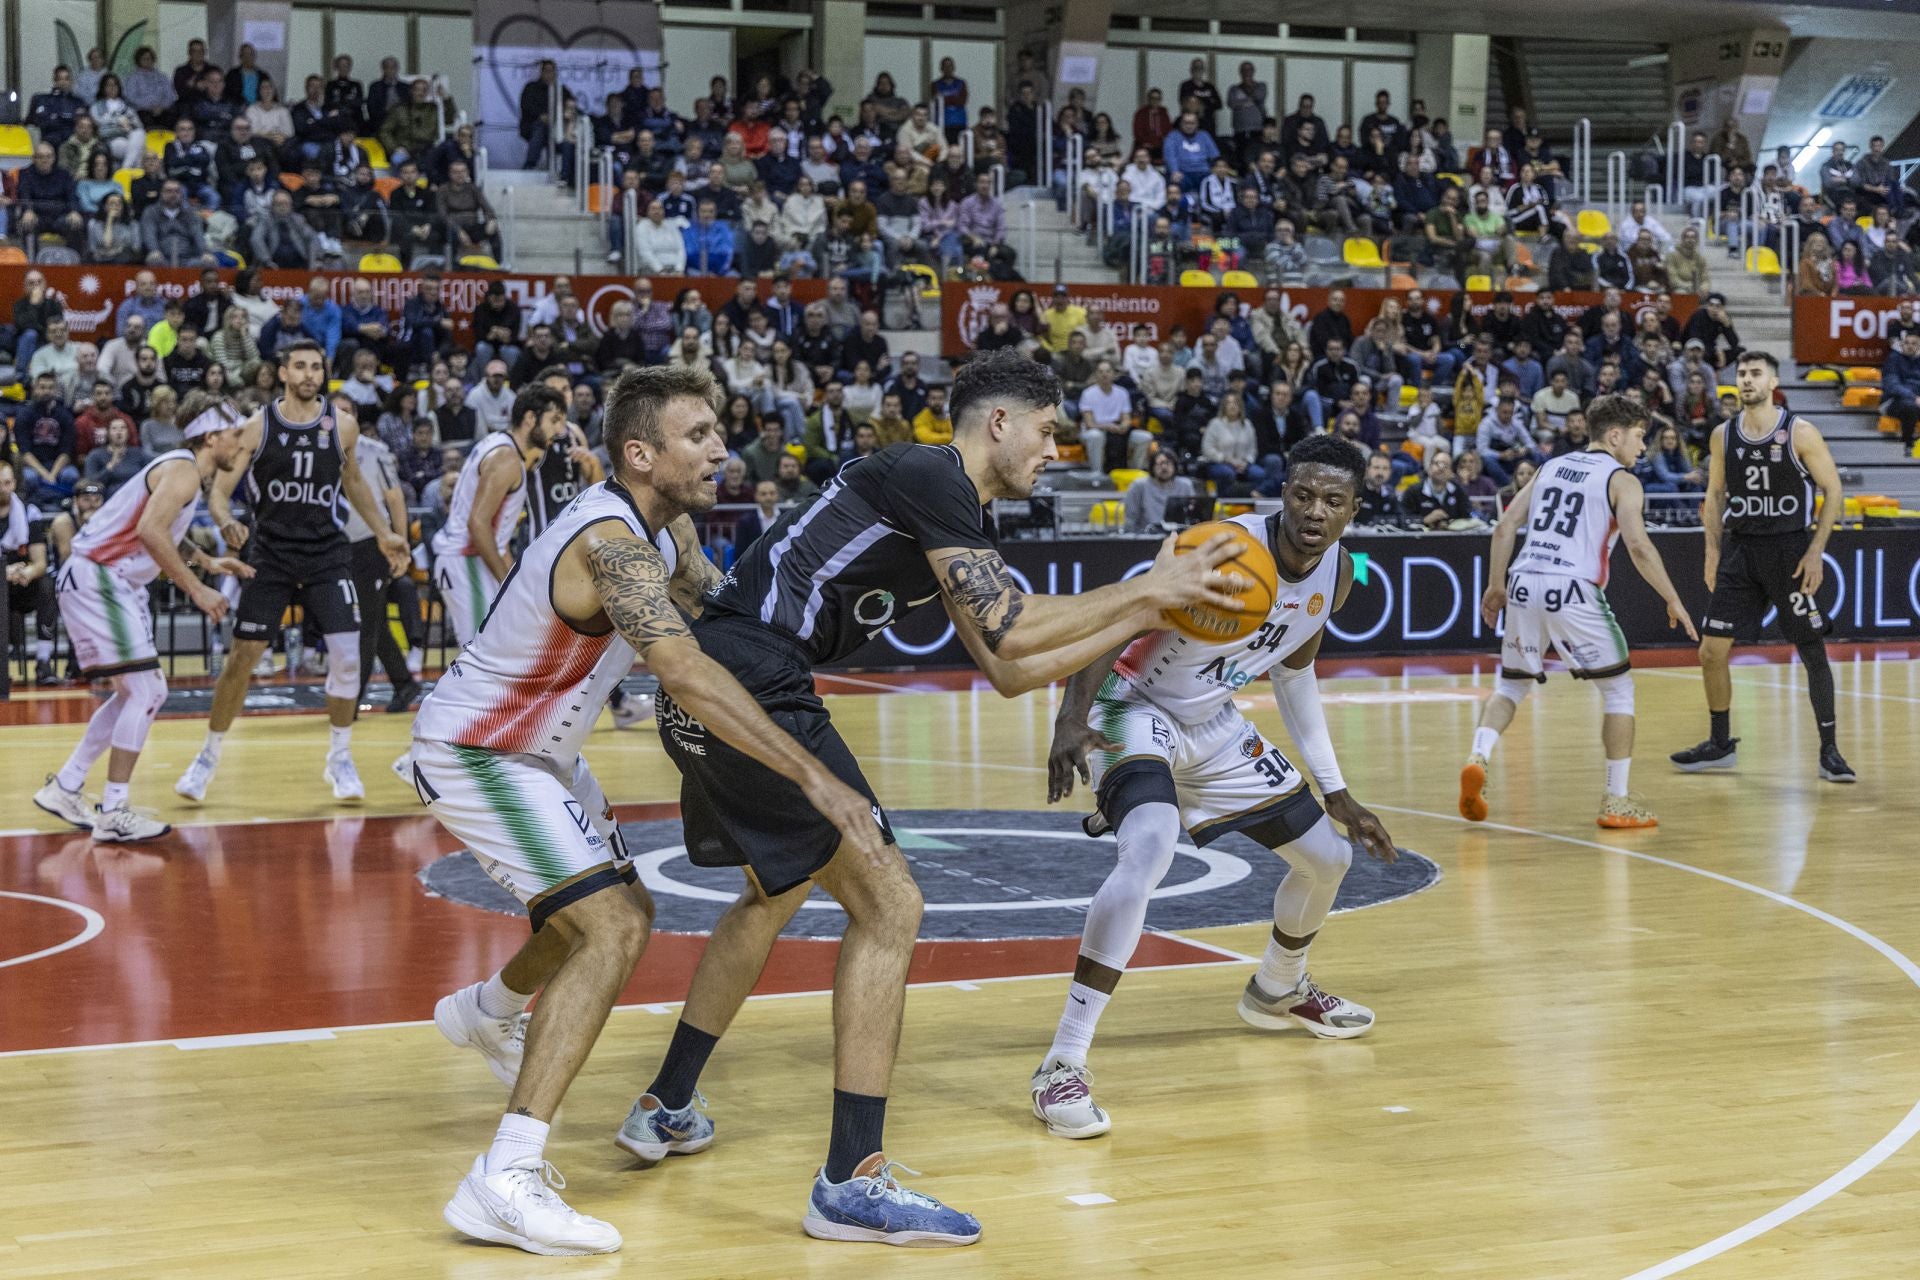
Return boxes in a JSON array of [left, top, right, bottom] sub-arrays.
[[1797, 640, 1838, 749], [1710, 709, 1731, 746], [646, 1021, 719, 1110], [825, 1089, 888, 1183]]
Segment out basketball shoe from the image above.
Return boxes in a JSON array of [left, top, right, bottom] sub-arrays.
[[442, 1155, 620, 1256], [34, 775, 96, 829], [91, 805, 171, 843], [1458, 754, 1490, 822], [1670, 737, 1738, 772], [613, 1092, 714, 1161], [1030, 1059, 1111, 1139], [435, 982, 528, 1086], [1597, 793, 1657, 829], [802, 1155, 981, 1247], [1819, 744, 1856, 784], [1237, 974, 1375, 1039], [324, 752, 364, 801], [610, 691, 655, 730], [174, 750, 219, 802]]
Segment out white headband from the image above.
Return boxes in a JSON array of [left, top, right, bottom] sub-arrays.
[[182, 406, 235, 440]]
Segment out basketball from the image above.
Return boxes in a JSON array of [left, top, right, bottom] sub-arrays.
[[1160, 521, 1278, 643]]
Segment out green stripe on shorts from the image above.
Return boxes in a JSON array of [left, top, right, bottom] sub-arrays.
[[466, 558, 487, 633], [96, 561, 134, 663], [450, 744, 570, 889], [1597, 591, 1629, 664]]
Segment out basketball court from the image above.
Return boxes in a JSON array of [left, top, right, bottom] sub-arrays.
[[3, 645, 1916, 1278]]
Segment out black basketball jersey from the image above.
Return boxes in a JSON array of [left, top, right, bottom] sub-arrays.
[[1720, 408, 1813, 538], [525, 438, 583, 536], [702, 443, 995, 664], [246, 398, 348, 554]]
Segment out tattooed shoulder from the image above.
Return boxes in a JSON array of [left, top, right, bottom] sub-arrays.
[[941, 549, 1024, 652], [586, 534, 692, 651]]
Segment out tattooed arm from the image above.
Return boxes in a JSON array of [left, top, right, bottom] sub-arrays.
[[582, 525, 887, 864], [925, 534, 1249, 696], [663, 513, 726, 618]]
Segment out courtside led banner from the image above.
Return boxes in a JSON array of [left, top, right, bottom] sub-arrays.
[[1792, 294, 1917, 366]]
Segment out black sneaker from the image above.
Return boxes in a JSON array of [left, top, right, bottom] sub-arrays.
[[34, 660, 60, 687], [1671, 737, 1739, 772], [386, 678, 422, 714], [1818, 744, 1857, 784]]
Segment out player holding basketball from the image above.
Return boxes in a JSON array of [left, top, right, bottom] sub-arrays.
[[414, 369, 887, 1257], [32, 394, 252, 841], [173, 341, 410, 803], [1036, 434, 1397, 1138], [1459, 394, 1699, 829], [1670, 350, 1855, 782], [624, 349, 1242, 1247]]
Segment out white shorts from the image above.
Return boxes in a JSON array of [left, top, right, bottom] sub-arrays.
[[410, 740, 631, 931], [1085, 680, 1323, 848], [1501, 571, 1631, 680], [435, 553, 500, 649], [56, 555, 158, 678]]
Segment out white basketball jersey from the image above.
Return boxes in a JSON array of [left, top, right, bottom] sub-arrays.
[[430, 431, 527, 559], [413, 480, 677, 763], [1113, 514, 1343, 724], [1514, 449, 1623, 586], [70, 450, 197, 587]]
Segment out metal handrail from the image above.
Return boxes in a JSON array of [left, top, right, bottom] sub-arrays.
[[1644, 183, 1664, 222], [1779, 216, 1800, 306], [1065, 133, 1085, 228], [1130, 206, 1151, 283], [1606, 150, 1628, 223], [1663, 118, 1684, 205], [1039, 100, 1053, 192], [573, 124, 592, 210], [992, 163, 1005, 201], [963, 129, 974, 168], [1571, 117, 1591, 206], [1736, 182, 1762, 268], [476, 144, 489, 185], [1023, 199, 1037, 271], [621, 186, 639, 275], [1097, 193, 1114, 242], [549, 80, 564, 181], [503, 183, 516, 267], [1699, 154, 1724, 238]]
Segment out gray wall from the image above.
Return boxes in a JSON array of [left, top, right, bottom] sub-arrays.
[[1763, 37, 1920, 162]]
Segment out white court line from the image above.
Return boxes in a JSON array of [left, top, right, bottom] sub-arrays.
[[1640, 666, 1920, 704], [1365, 802, 1920, 1280], [0, 891, 105, 970], [175, 1029, 337, 1051], [1066, 1193, 1115, 1206]]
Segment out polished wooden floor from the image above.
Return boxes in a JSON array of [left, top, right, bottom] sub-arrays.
[[2, 650, 1918, 1278]]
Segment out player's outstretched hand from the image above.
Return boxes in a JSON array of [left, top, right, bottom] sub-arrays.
[[205, 555, 254, 580], [1666, 598, 1699, 641], [804, 773, 890, 868], [1324, 790, 1396, 863], [188, 582, 229, 624], [1144, 531, 1250, 614], [378, 531, 411, 577], [1792, 547, 1825, 597], [1479, 582, 1507, 629], [219, 519, 250, 550], [1047, 720, 1120, 804]]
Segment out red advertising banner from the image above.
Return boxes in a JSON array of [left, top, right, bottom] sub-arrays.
[[0, 266, 824, 347], [941, 282, 1697, 357], [1792, 294, 1919, 366]]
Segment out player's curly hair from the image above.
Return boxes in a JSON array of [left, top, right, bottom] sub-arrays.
[[1286, 433, 1367, 491], [951, 347, 1061, 428]]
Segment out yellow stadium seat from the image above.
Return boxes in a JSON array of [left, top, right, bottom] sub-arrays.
[[374, 176, 401, 200], [0, 245, 25, 265], [1844, 367, 1880, 382], [1746, 246, 1781, 275], [1879, 415, 1901, 435], [1179, 269, 1216, 287], [359, 252, 403, 273], [145, 129, 174, 156], [113, 167, 141, 196], [1804, 368, 1840, 384], [901, 262, 941, 300], [1395, 473, 1420, 492], [1513, 242, 1535, 269], [1399, 384, 1419, 407], [1389, 271, 1418, 289], [1109, 468, 1148, 492], [327, 378, 344, 393], [1840, 385, 1879, 407], [1342, 239, 1384, 268], [0, 125, 33, 158], [1576, 209, 1611, 238], [1219, 269, 1259, 288], [1401, 438, 1425, 463], [1055, 442, 1087, 463], [356, 137, 389, 171], [459, 254, 501, 271], [1858, 214, 1874, 229], [1089, 499, 1125, 529], [1465, 274, 1493, 291], [1436, 172, 1465, 186]]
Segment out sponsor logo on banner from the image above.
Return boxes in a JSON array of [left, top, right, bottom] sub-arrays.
[[1794, 295, 1915, 365]]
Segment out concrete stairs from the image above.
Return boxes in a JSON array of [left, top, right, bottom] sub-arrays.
[[484, 170, 613, 276]]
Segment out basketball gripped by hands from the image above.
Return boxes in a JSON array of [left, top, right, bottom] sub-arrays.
[[1149, 531, 1252, 612]]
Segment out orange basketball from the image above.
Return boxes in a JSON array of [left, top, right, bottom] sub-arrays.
[[1160, 521, 1278, 643]]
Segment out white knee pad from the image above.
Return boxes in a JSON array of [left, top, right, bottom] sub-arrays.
[[1595, 672, 1635, 716], [109, 668, 168, 754], [1285, 813, 1353, 882], [1079, 801, 1181, 971], [1495, 676, 1536, 706], [322, 632, 361, 700]]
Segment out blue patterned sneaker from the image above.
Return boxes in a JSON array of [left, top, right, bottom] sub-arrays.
[[613, 1092, 714, 1162], [803, 1154, 981, 1247]]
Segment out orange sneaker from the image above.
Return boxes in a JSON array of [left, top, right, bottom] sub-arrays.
[[1458, 756, 1489, 822], [1596, 793, 1658, 829]]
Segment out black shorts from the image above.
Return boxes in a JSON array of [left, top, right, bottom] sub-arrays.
[[657, 614, 894, 897], [1703, 530, 1829, 645], [234, 539, 360, 641]]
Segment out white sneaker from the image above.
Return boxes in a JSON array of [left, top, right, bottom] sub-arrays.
[[1236, 974, 1376, 1039], [1029, 1058, 1111, 1138], [442, 1155, 620, 1256], [34, 775, 96, 829], [324, 751, 365, 802], [435, 982, 528, 1086], [609, 692, 654, 730], [91, 805, 172, 843], [174, 751, 219, 802], [252, 652, 277, 677]]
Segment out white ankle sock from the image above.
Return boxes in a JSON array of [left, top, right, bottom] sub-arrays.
[[477, 972, 533, 1020], [328, 725, 352, 755], [1606, 758, 1631, 798], [102, 782, 130, 812], [1045, 982, 1110, 1067], [203, 731, 225, 761], [485, 1112, 549, 1174], [1471, 727, 1501, 760], [1255, 937, 1310, 998]]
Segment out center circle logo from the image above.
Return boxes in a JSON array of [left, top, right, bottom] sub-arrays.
[[422, 808, 1439, 940]]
